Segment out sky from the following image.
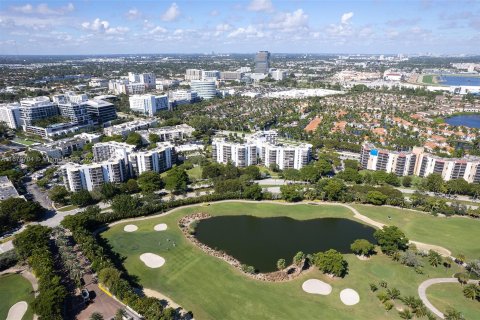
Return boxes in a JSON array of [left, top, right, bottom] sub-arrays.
[[0, 0, 479, 55]]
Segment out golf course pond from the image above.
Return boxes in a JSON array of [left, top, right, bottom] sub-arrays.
[[195, 216, 376, 272]]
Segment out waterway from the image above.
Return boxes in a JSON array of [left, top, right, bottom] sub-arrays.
[[445, 114, 480, 128], [195, 215, 376, 272], [439, 75, 480, 86]]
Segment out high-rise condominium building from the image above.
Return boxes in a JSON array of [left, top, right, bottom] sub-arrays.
[[19, 96, 59, 127], [0, 103, 21, 129], [128, 143, 174, 177], [108, 80, 146, 95], [129, 94, 169, 116], [212, 130, 312, 170], [254, 51, 271, 74], [62, 141, 175, 191], [190, 80, 216, 100], [220, 71, 243, 81], [360, 143, 480, 183], [185, 69, 203, 81], [128, 72, 156, 89], [202, 70, 220, 80], [168, 89, 198, 106], [52, 93, 91, 125]]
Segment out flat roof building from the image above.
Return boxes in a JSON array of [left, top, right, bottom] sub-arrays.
[[190, 80, 216, 100], [0, 176, 21, 200], [0, 103, 21, 129]]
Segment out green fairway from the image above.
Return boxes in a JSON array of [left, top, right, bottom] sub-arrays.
[[426, 282, 480, 319], [102, 202, 469, 320], [0, 273, 34, 320], [422, 75, 435, 84], [351, 204, 480, 259]]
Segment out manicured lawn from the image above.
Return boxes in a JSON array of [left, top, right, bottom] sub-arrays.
[[422, 75, 435, 84], [427, 283, 480, 319], [186, 166, 202, 180], [258, 166, 281, 178], [12, 138, 36, 146], [0, 273, 35, 320], [351, 204, 480, 259], [57, 205, 78, 212], [102, 202, 466, 320]]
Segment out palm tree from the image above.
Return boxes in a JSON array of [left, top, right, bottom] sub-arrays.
[[456, 273, 470, 286], [444, 308, 465, 320], [387, 288, 401, 300], [398, 309, 413, 319], [462, 284, 478, 300], [428, 250, 442, 267], [114, 309, 127, 320], [413, 305, 428, 318], [89, 312, 104, 320]]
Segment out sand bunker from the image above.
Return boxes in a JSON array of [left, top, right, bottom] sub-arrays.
[[302, 279, 332, 295], [340, 288, 360, 305], [154, 223, 168, 231], [124, 224, 138, 232], [6, 301, 28, 320], [140, 253, 166, 268]]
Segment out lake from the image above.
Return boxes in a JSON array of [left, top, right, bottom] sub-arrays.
[[445, 114, 480, 128], [439, 75, 480, 86], [195, 215, 376, 272]]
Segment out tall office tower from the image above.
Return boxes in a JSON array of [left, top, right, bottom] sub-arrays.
[[0, 103, 21, 129], [254, 51, 271, 74], [85, 99, 117, 124]]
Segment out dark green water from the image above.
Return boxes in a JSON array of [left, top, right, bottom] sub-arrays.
[[195, 215, 376, 272]]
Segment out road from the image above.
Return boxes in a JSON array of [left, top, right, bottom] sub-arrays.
[[398, 187, 480, 203], [418, 278, 478, 319], [26, 181, 53, 210]]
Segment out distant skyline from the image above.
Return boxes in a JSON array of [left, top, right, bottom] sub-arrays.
[[0, 0, 479, 55]]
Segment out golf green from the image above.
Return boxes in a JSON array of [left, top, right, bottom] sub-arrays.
[[0, 273, 34, 320], [102, 201, 469, 320]]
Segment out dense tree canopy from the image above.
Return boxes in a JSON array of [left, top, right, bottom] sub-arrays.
[[374, 226, 409, 255]]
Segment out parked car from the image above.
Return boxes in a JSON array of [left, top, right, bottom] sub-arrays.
[[81, 289, 90, 303]]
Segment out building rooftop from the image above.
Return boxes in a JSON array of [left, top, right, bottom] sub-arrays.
[[0, 176, 20, 200]]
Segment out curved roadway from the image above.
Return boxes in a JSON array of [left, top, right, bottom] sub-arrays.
[[418, 278, 478, 319]]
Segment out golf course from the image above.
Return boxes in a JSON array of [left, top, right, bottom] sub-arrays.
[[0, 273, 35, 320], [101, 201, 479, 320]]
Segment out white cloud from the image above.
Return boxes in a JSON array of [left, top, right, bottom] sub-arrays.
[[269, 9, 308, 32], [12, 4, 33, 14], [216, 23, 232, 32], [105, 26, 129, 35], [126, 8, 141, 20], [214, 23, 232, 36], [149, 26, 167, 34], [12, 3, 74, 15], [248, 0, 274, 12], [81, 18, 128, 35], [161, 3, 180, 22], [227, 25, 265, 39], [210, 10, 219, 17], [341, 12, 354, 24], [82, 18, 109, 32]]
